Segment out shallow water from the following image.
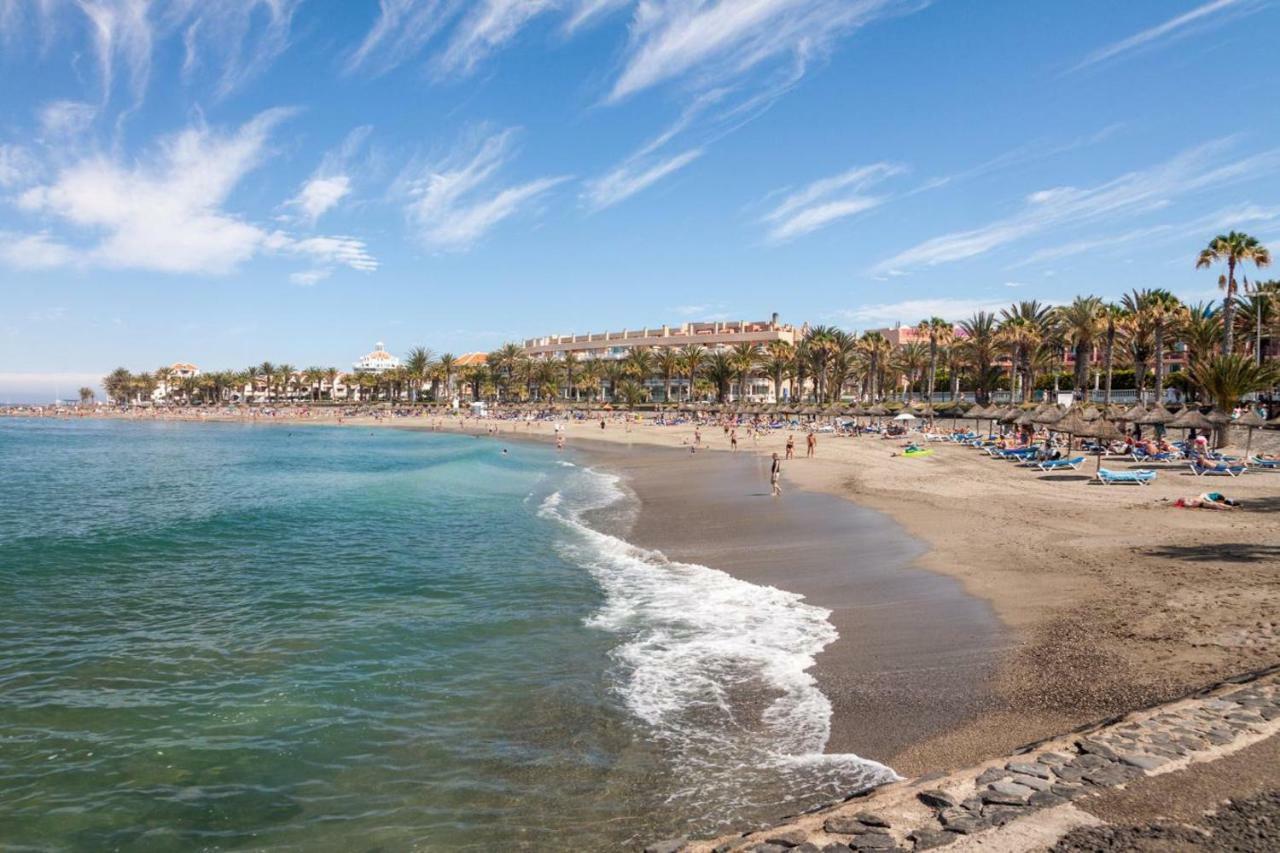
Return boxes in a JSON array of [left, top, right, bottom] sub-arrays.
[[0, 420, 891, 850]]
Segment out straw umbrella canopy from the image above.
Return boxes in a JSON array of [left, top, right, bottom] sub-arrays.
[[867, 404, 888, 417], [1031, 404, 1065, 425], [1136, 404, 1175, 426], [1167, 407, 1216, 433], [1049, 407, 1094, 449], [1234, 409, 1266, 456], [1119, 402, 1148, 423], [1070, 415, 1126, 473]]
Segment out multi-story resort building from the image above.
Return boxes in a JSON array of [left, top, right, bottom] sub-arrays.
[[523, 315, 804, 401]]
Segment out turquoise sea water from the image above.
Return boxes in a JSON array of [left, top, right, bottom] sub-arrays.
[[0, 420, 892, 851]]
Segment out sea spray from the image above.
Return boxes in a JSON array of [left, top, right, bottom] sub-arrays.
[[539, 466, 898, 827]]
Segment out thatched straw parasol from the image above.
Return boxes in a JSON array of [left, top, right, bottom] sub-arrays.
[[1234, 409, 1267, 455], [1167, 407, 1215, 432], [1136, 404, 1175, 427], [867, 404, 888, 417], [1031, 404, 1065, 425], [1119, 402, 1147, 423]]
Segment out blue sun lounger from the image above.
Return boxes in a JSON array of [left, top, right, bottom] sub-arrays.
[[1190, 462, 1248, 477], [1097, 468, 1156, 485], [1250, 456, 1279, 469], [1036, 456, 1085, 471]]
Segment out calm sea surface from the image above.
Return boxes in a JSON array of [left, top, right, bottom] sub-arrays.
[[0, 419, 892, 851]]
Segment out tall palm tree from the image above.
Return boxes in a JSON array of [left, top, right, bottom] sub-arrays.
[[917, 317, 953, 402], [437, 353, 457, 402], [959, 311, 999, 403], [656, 347, 681, 403], [276, 364, 296, 403], [896, 342, 928, 402], [728, 342, 759, 402], [1240, 279, 1279, 366], [324, 367, 339, 401], [303, 367, 325, 401], [803, 325, 841, 402], [704, 352, 735, 403], [856, 331, 893, 401], [561, 350, 580, 401], [760, 341, 796, 403], [622, 347, 655, 393], [603, 360, 627, 402], [1196, 231, 1271, 355], [1055, 296, 1103, 400], [580, 357, 605, 403], [1099, 303, 1125, 406], [677, 345, 706, 402], [78, 386, 95, 405], [405, 346, 433, 402]]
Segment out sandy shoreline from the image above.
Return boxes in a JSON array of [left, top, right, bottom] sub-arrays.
[[11, 410, 1280, 786]]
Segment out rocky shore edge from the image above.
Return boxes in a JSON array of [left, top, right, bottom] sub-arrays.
[[646, 665, 1280, 853]]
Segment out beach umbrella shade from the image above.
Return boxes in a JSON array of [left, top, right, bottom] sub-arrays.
[[1234, 409, 1266, 455], [1136, 404, 1175, 426], [1120, 402, 1148, 423], [893, 411, 917, 421], [1031, 404, 1065, 425], [1167, 407, 1216, 433], [867, 404, 888, 417]]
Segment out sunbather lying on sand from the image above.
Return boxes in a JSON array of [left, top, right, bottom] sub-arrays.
[[1173, 492, 1241, 510]]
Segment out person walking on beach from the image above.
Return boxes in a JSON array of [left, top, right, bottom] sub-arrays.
[[694, 427, 702, 446], [806, 431, 816, 458], [785, 434, 795, 459], [770, 452, 782, 497], [730, 428, 738, 451]]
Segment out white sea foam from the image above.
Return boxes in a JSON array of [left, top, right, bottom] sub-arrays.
[[539, 467, 897, 823]]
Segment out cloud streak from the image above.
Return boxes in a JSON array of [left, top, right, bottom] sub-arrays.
[[583, 148, 702, 209], [874, 139, 1280, 274], [1067, 0, 1264, 74], [400, 128, 569, 250], [762, 162, 904, 242]]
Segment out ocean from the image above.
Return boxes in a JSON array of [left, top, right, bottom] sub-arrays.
[[0, 419, 893, 850]]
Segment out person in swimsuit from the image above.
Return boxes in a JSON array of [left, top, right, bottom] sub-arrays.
[[770, 452, 782, 497], [785, 434, 795, 459]]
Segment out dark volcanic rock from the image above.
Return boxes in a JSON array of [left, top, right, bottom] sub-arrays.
[[763, 830, 809, 848], [824, 816, 871, 835], [908, 829, 959, 849], [917, 790, 957, 810], [854, 813, 890, 829]]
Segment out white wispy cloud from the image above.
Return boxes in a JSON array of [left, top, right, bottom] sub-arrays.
[[608, 0, 924, 103], [874, 139, 1280, 274], [289, 269, 331, 286], [400, 128, 569, 251], [38, 100, 98, 138], [2, 0, 302, 104], [0, 144, 37, 187], [1067, 0, 1265, 74], [761, 162, 904, 242], [8, 110, 378, 277], [346, 0, 461, 75], [285, 125, 373, 225], [0, 231, 78, 270], [583, 148, 702, 209], [1014, 203, 1280, 268], [435, 0, 556, 76], [835, 297, 1010, 326]]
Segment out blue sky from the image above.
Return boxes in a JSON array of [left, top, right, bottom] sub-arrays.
[[2, 0, 1279, 400]]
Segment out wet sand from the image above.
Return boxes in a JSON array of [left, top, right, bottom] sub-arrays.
[[571, 438, 1006, 766]]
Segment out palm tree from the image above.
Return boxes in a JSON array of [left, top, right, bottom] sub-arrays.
[[917, 317, 953, 402], [1055, 296, 1103, 400], [1240, 279, 1279, 366], [656, 347, 681, 403], [729, 342, 759, 402], [704, 352, 735, 403], [103, 368, 132, 403], [532, 360, 560, 401], [1190, 355, 1280, 445], [677, 345, 707, 402], [1196, 231, 1272, 355], [580, 357, 605, 403], [405, 346, 433, 402], [437, 353, 457, 402], [760, 341, 796, 403], [856, 331, 893, 401], [324, 367, 339, 401], [803, 326, 841, 402], [489, 343, 523, 402], [896, 342, 928, 402], [622, 347, 655, 394], [561, 350, 580, 401], [276, 364, 296, 402], [1099, 303, 1125, 406], [603, 360, 627, 402], [78, 386, 95, 405], [615, 379, 649, 409], [959, 311, 999, 403]]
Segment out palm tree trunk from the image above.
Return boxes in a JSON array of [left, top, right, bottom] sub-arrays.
[[1103, 333, 1115, 407], [1224, 259, 1236, 355], [1154, 323, 1165, 404]]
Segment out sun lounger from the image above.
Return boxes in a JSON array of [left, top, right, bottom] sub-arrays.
[[1249, 456, 1279, 469], [1036, 456, 1085, 471], [1097, 468, 1156, 485], [1190, 462, 1247, 477]]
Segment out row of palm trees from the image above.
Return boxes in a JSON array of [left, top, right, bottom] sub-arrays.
[[100, 232, 1276, 410]]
